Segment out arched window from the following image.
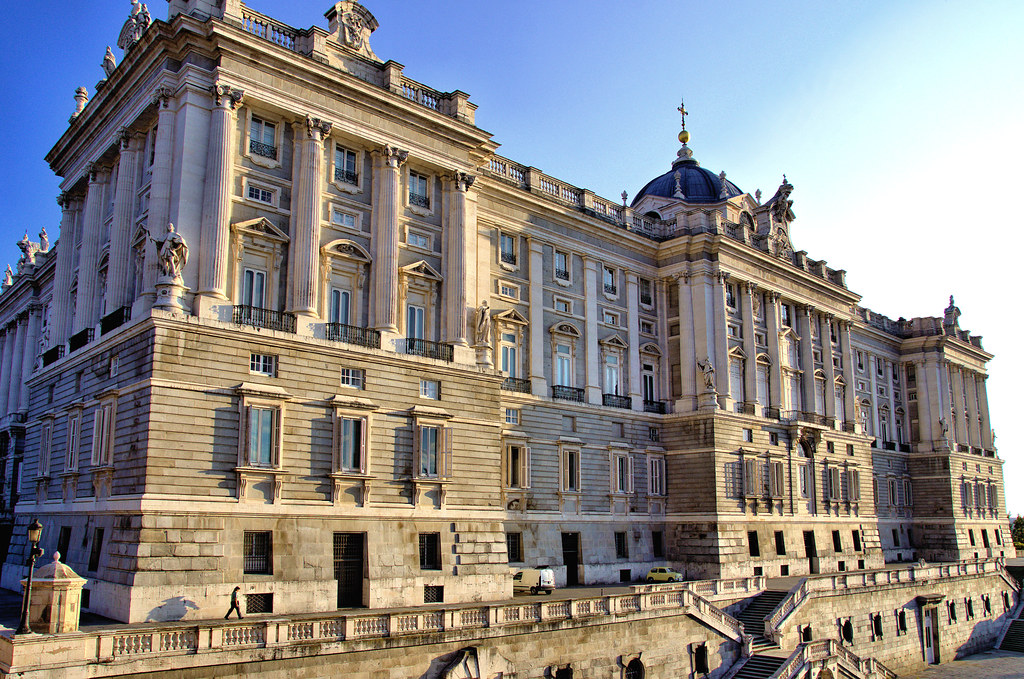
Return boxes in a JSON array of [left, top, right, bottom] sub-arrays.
[[625, 658, 645, 679]]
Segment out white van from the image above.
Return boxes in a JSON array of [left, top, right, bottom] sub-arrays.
[[512, 568, 556, 595]]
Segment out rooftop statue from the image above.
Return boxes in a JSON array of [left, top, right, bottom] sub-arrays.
[[118, 0, 152, 52], [102, 47, 117, 78], [943, 295, 961, 330], [16, 233, 40, 273]]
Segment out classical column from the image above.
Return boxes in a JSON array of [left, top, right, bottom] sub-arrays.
[[528, 238, 546, 396], [712, 272, 730, 407], [764, 292, 783, 418], [0, 323, 18, 416], [18, 305, 42, 412], [868, 356, 881, 439], [196, 83, 243, 310], [73, 165, 108, 334], [51, 194, 79, 346], [107, 129, 141, 315], [442, 172, 474, 345], [740, 281, 757, 413], [964, 369, 981, 448], [822, 314, 837, 423], [838, 321, 857, 430], [142, 86, 177, 304], [931, 358, 952, 448], [582, 257, 600, 405], [676, 274, 696, 411], [370, 144, 407, 333], [656, 278, 671, 407], [950, 364, 968, 448], [7, 315, 28, 416], [290, 115, 332, 319], [796, 304, 816, 419], [977, 374, 993, 450], [625, 272, 641, 410]]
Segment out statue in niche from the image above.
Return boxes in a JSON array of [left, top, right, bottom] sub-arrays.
[[102, 47, 117, 78], [145, 222, 189, 280], [474, 300, 491, 346], [697, 356, 716, 391]]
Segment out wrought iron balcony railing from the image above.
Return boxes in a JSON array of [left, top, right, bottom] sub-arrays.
[[334, 168, 358, 185], [326, 323, 381, 349], [899, 443, 912, 453], [409, 193, 430, 208], [603, 394, 632, 409], [42, 345, 65, 367], [500, 251, 517, 266], [555, 268, 570, 281], [249, 139, 277, 160], [883, 441, 897, 451], [552, 385, 584, 403], [603, 283, 617, 295], [233, 305, 296, 333], [100, 305, 132, 335], [640, 293, 653, 305], [501, 377, 532, 394], [68, 327, 94, 353], [405, 338, 454, 362], [643, 399, 666, 414]]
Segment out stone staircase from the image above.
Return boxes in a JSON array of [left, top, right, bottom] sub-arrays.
[[734, 589, 790, 648], [729, 654, 788, 679], [999, 617, 1024, 652]]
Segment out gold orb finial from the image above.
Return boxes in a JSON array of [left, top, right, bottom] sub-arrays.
[[678, 129, 690, 144]]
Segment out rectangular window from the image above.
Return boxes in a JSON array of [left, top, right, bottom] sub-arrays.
[[417, 424, 451, 479], [615, 531, 629, 559], [613, 453, 633, 494], [506, 532, 523, 563], [243, 531, 273, 574], [334, 146, 358, 184], [748, 531, 760, 557], [90, 402, 115, 467], [407, 304, 425, 339], [339, 367, 364, 389], [39, 419, 54, 477], [781, 304, 792, 327], [642, 365, 656, 402], [250, 117, 276, 149], [505, 444, 531, 489], [242, 268, 266, 308], [602, 266, 617, 295], [66, 411, 82, 470], [968, 529, 975, 546], [562, 449, 580, 492], [848, 470, 861, 501], [888, 479, 898, 506], [498, 282, 519, 301], [640, 320, 654, 335], [409, 171, 430, 208], [331, 209, 357, 229], [649, 456, 666, 496], [554, 298, 571, 314], [726, 283, 737, 308], [799, 464, 810, 498], [554, 250, 570, 280], [88, 527, 105, 572], [768, 461, 785, 497], [775, 531, 787, 556], [418, 533, 441, 570], [407, 230, 430, 249], [639, 278, 653, 306], [602, 310, 619, 325], [329, 288, 351, 325], [833, 530, 843, 553], [892, 528, 901, 547], [420, 379, 439, 399], [249, 353, 276, 376], [604, 354, 620, 394], [504, 408, 520, 425], [246, 406, 278, 467], [555, 344, 573, 386], [336, 415, 366, 473], [57, 526, 72, 563], [652, 531, 664, 558], [828, 467, 841, 501], [499, 232, 517, 266], [500, 333, 519, 378], [852, 530, 862, 552], [246, 184, 274, 204]]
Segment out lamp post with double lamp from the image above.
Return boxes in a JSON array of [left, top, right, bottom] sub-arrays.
[[15, 519, 44, 635]]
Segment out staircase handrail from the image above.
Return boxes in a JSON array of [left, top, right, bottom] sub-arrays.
[[683, 588, 746, 642], [763, 579, 809, 641], [767, 639, 897, 679]]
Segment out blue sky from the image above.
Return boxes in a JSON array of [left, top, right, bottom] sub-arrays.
[[1, 2, 1022, 513]]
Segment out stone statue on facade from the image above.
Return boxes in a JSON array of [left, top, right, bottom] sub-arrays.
[[39, 227, 50, 253], [939, 417, 949, 439], [146, 222, 189, 281], [697, 357, 716, 391], [102, 47, 117, 78], [474, 300, 491, 346], [16, 233, 40, 272], [943, 295, 961, 330], [770, 176, 795, 226], [2, 265, 13, 289], [118, 0, 153, 52]]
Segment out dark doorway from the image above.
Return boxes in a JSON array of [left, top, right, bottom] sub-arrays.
[[333, 532, 365, 608], [803, 530, 819, 574], [561, 532, 580, 586]]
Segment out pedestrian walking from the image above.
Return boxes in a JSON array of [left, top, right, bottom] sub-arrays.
[[225, 586, 243, 619]]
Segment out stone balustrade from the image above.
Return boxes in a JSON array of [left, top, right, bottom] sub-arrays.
[[769, 639, 897, 679]]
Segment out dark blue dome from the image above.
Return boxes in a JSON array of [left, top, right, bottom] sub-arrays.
[[632, 157, 742, 206]]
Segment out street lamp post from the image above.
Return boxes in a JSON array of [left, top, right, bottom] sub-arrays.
[[15, 519, 44, 635]]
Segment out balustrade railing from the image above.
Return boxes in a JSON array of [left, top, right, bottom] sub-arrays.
[[101, 305, 132, 335], [240, 7, 297, 51], [552, 385, 584, 403], [400, 79, 441, 111], [501, 377, 532, 394], [68, 327, 94, 353], [326, 323, 381, 349], [233, 305, 297, 333], [602, 394, 632, 409], [405, 338, 454, 362]]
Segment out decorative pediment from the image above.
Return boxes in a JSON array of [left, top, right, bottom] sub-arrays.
[[756, 352, 772, 365], [232, 217, 289, 243], [550, 322, 581, 338], [814, 369, 827, 379], [322, 238, 371, 262], [779, 327, 801, 341], [728, 346, 747, 359], [400, 260, 442, 281], [493, 308, 528, 326], [640, 342, 661, 356], [599, 334, 628, 350], [834, 375, 847, 386]]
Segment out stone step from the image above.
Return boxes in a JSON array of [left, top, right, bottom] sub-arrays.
[[731, 654, 788, 679]]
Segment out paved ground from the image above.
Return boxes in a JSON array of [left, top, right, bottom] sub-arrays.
[[909, 649, 1024, 678]]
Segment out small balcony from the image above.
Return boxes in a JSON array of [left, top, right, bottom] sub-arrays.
[[326, 323, 381, 349], [640, 292, 653, 306], [883, 441, 897, 451], [405, 338, 454, 362], [249, 139, 277, 160], [501, 377, 532, 394], [643, 399, 666, 414], [100, 305, 132, 335], [409, 192, 430, 209], [68, 327, 94, 353], [500, 251, 517, 266], [602, 394, 632, 409], [334, 168, 358, 185], [552, 385, 584, 403], [899, 443, 912, 453], [603, 283, 617, 295], [233, 305, 296, 333], [555, 268, 569, 281], [42, 345, 65, 367]]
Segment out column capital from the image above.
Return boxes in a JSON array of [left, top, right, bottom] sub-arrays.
[[211, 83, 244, 110], [305, 114, 333, 141], [57, 192, 70, 209], [715, 270, 730, 285], [376, 143, 409, 168], [821, 311, 835, 322], [797, 303, 815, 315], [453, 171, 475, 192], [743, 280, 758, 295], [765, 290, 782, 304], [153, 85, 175, 108], [85, 162, 100, 183], [116, 126, 139, 150]]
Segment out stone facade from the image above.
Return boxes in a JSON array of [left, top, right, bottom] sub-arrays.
[[0, 0, 1011, 639]]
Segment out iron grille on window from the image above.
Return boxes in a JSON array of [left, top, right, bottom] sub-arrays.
[[419, 533, 441, 570], [552, 385, 584, 403], [555, 268, 570, 281], [334, 167, 358, 185], [501, 377, 532, 393], [233, 305, 297, 333], [243, 531, 272, 574], [500, 251, 517, 265], [409, 192, 430, 208], [506, 533, 523, 562], [249, 139, 277, 160], [327, 323, 381, 349], [423, 585, 444, 604], [245, 592, 273, 614], [640, 292, 653, 305], [405, 338, 454, 362], [100, 306, 132, 335], [604, 283, 617, 295]]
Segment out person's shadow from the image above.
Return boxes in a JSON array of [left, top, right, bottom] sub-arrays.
[[146, 597, 200, 622]]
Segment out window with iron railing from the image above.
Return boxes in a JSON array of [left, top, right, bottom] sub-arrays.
[[243, 531, 272, 574], [409, 171, 430, 208], [334, 146, 358, 185], [249, 117, 278, 160]]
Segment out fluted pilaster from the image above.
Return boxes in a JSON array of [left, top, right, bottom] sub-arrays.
[[712, 271, 730, 407], [838, 320, 857, 429], [582, 257, 600, 405], [143, 87, 177, 302], [7, 315, 28, 415], [626, 272, 641, 410], [107, 129, 141, 315], [822, 314, 837, 421], [528, 238, 546, 396], [73, 165, 108, 334], [52, 194, 79, 346], [764, 292, 783, 417], [740, 281, 757, 413], [676, 274, 695, 410], [19, 305, 41, 412], [370, 144, 407, 332], [290, 115, 331, 318], [442, 172, 474, 345], [796, 304, 816, 417], [0, 323, 18, 416]]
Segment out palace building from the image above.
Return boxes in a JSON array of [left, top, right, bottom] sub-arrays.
[[0, 0, 1009, 639]]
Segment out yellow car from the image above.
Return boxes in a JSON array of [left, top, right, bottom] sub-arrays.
[[645, 567, 683, 583]]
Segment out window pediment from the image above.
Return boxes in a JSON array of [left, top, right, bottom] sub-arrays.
[[494, 308, 528, 326], [550, 322, 581, 338], [640, 342, 661, 356], [235, 382, 292, 400], [322, 239, 371, 262], [400, 260, 443, 281], [232, 217, 289, 244], [599, 334, 628, 350], [328, 394, 377, 410], [407, 404, 453, 420], [728, 346, 747, 359]]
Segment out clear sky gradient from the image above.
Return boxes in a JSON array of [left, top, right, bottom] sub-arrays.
[[1, 2, 1021, 511]]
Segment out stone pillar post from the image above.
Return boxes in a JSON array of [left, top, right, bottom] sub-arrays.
[[19, 305, 42, 412], [196, 83, 243, 314], [52, 194, 79, 347], [528, 238, 546, 397], [443, 172, 474, 346], [838, 321, 857, 430], [107, 130, 141, 316], [822, 314, 837, 422], [370, 144, 407, 334], [656, 278, 671, 406], [764, 292, 783, 418], [950, 364, 967, 448], [740, 281, 757, 414], [73, 165, 107, 334], [626, 272, 642, 410], [7, 315, 28, 416], [868, 357, 881, 439], [676, 274, 696, 412], [0, 323, 18, 416], [712, 272, 730, 408], [582, 257, 600, 405], [796, 305, 816, 419], [289, 116, 331, 320], [977, 374, 993, 450], [932, 359, 952, 449], [965, 370, 980, 448], [142, 87, 177, 306]]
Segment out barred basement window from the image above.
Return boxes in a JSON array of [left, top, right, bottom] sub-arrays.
[[419, 533, 441, 570], [614, 531, 629, 559], [506, 532, 523, 563], [423, 585, 444, 603], [243, 531, 273, 574], [246, 592, 273, 614]]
